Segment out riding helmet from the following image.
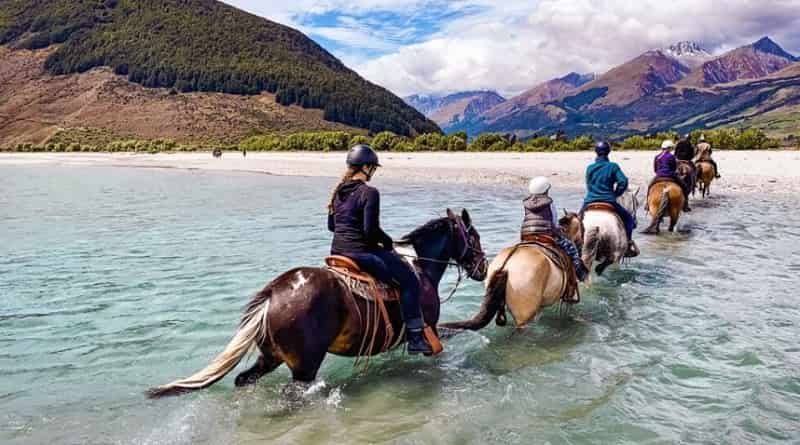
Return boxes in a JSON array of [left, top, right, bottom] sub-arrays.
[[595, 141, 611, 155], [346, 144, 381, 167], [661, 140, 675, 150], [528, 176, 551, 195]]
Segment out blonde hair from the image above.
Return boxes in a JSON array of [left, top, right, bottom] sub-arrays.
[[328, 166, 361, 213]]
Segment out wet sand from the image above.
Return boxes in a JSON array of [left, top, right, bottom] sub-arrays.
[[1, 151, 797, 194]]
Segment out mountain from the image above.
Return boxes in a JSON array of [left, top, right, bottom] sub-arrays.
[[680, 37, 797, 87], [0, 0, 439, 146], [479, 72, 594, 125], [663, 41, 712, 68], [573, 50, 691, 108], [404, 91, 505, 131], [454, 37, 800, 139]]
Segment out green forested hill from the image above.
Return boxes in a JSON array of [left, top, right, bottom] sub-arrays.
[[0, 0, 439, 136]]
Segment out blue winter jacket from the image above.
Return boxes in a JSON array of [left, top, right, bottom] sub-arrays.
[[583, 156, 629, 204]]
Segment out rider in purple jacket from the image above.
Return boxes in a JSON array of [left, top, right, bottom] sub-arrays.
[[652, 140, 691, 212]]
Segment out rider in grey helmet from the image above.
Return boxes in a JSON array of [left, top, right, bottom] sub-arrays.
[[327, 145, 433, 355]]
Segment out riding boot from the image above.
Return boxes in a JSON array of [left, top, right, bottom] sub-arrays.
[[406, 328, 433, 355], [683, 200, 691, 212]]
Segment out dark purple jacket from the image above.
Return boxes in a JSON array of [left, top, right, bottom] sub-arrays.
[[328, 180, 393, 255], [654, 151, 677, 178]]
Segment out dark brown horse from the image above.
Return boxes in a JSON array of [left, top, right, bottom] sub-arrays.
[[677, 160, 696, 197], [147, 209, 487, 397]]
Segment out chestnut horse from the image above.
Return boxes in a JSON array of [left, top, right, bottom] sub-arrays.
[[147, 209, 487, 397], [696, 161, 715, 198], [642, 181, 684, 234], [441, 213, 583, 330]]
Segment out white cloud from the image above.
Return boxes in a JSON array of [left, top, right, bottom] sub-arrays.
[[223, 0, 800, 98], [357, 0, 800, 97]]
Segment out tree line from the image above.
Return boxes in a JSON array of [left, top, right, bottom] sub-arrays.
[[4, 128, 789, 153], [0, 0, 438, 136]]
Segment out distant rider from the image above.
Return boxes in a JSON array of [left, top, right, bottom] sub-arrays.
[[521, 176, 589, 281], [327, 145, 432, 355], [695, 135, 721, 178], [582, 141, 639, 257], [675, 134, 696, 163], [652, 140, 691, 212]]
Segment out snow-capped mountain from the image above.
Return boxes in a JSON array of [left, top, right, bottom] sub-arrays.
[[663, 41, 712, 68]]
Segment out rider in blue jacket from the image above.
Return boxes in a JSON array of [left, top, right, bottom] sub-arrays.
[[582, 141, 639, 257], [328, 145, 432, 355]]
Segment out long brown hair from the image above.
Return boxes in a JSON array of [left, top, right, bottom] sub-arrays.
[[327, 166, 361, 213]]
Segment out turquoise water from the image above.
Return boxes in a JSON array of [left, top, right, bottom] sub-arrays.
[[2, 165, 799, 444]]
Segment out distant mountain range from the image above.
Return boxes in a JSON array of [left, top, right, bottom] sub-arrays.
[[406, 37, 800, 139], [404, 91, 505, 129], [0, 0, 438, 147]]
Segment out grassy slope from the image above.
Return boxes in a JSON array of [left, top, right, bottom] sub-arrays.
[[0, 0, 439, 136]]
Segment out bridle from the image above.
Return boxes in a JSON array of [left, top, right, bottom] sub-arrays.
[[397, 217, 487, 303]]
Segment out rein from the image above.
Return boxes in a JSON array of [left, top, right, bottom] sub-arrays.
[[396, 218, 484, 304]]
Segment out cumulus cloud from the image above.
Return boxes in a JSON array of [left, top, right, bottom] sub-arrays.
[[224, 0, 800, 98], [358, 0, 800, 97]]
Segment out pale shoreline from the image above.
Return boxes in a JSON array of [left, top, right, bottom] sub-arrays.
[[1, 151, 798, 195]]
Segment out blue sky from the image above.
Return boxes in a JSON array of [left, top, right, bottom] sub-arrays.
[[224, 0, 800, 98]]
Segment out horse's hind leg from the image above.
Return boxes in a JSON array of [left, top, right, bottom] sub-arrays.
[[235, 347, 283, 387], [595, 260, 613, 275]]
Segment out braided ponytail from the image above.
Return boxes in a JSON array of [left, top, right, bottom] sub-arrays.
[[327, 166, 360, 213]]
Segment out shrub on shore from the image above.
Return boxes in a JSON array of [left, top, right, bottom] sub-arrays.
[[4, 127, 785, 153]]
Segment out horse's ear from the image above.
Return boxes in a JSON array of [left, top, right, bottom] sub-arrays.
[[446, 208, 456, 220], [563, 208, 569, 217], [461, 208, 472, 226]]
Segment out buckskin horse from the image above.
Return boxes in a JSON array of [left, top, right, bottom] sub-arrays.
[[147, 209, 487, 397], [441, 212, 583, 331], [643, 179, 684, 234], [581, 189, 639, 275], [696, 161, 715, 198]]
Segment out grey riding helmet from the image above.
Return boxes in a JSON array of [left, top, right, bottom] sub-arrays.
[[346, 144, 381, 167]]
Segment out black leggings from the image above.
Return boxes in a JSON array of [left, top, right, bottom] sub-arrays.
[[347, 250, 424, 330]]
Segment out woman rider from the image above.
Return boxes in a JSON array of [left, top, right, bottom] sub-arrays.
[[327, 144, 433, 355]]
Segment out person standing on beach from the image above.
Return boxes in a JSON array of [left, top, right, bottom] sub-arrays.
[[327, 144, 433, 355], [582, 141, 639, 257]]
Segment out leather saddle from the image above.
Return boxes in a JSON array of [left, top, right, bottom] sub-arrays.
[[325, 255, 400, 302], [584, 202, 625, 232], [518, 234, 580, 304]]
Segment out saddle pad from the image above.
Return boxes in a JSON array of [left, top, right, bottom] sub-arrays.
[[325, 256, 400, 302]]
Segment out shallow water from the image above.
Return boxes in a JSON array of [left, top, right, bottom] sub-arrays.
[[1, 165, 799, 444]]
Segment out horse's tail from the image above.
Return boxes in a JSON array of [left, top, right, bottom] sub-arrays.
[[440, 269, 508, 331], [655, 188, 670, 221], [146, 291, 272, 398], [582, 226, 601, 270]]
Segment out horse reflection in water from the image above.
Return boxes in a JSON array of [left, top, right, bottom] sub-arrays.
[[147, 209, 486, 397]]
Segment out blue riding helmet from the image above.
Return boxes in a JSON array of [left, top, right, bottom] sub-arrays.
[[595, 141, 611, 156]]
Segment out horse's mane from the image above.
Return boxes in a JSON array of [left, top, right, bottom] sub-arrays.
[[397, 217, 450, 245]]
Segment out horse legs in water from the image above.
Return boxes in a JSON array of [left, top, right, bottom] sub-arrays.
[[595, 259, 613, 275], [235, 349, 283, 386]]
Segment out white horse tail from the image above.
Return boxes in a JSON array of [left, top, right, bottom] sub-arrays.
[[582, 226, 601, 271], [655, 188, 670, 223], [146, 293, 272, 398]]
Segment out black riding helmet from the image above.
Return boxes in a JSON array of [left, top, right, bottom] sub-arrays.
[[346, 144, 381, 167]]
